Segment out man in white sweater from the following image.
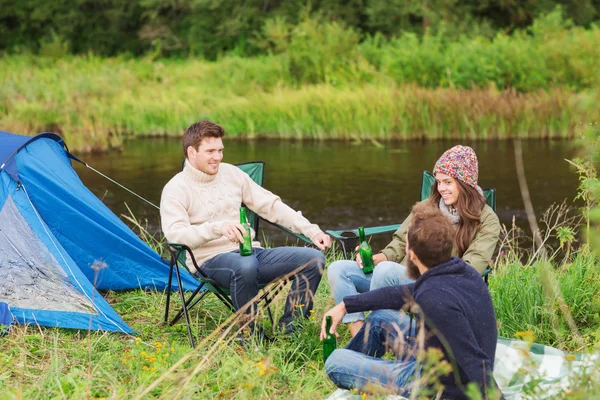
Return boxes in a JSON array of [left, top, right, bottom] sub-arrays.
[[160, 120, 332, 334]]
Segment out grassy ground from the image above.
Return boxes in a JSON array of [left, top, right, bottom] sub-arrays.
[[1, 244, 599, 399], [1, 259, 340, 399]]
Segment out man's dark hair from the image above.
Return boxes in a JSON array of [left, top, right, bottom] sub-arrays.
[[182, 120, 225, 158], [407, 202, 454, 269]]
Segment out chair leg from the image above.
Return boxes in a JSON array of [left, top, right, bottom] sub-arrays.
[[173, 290, 212, 324], [212, 286, 236, 313], [174, 264, 195, 348], [263, 280, 287, 302], [164, 254, 175, 324], [258, 279, 290, 328], [170, 282, 206, 325], [339, 239, 348, 260], [262, 292, 275, 327]]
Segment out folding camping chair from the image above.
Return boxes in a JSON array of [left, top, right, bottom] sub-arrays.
[[163, 161, 310, 347], [164, 242, 288, 347], [324, 170, 497, 283]]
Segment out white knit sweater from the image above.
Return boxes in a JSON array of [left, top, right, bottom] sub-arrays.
[[160, 161, 323, 272]]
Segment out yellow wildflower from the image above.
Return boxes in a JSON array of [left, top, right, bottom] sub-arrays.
[[515, 330, 535, 342]]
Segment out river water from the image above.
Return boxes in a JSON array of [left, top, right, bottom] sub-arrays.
[[73, 138, 581, 250]]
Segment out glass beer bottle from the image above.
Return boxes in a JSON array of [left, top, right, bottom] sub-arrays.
[[239, 208, 253, 256], [323, 316, 336, 361], [358, 226, 374, 274]]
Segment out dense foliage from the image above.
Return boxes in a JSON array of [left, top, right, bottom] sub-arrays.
[[1, 0, 599, 58]]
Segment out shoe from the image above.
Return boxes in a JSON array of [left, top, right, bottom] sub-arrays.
[[278, 320, 301, 336], [235, 323, 274, 346], [252, 323, 274, 343]]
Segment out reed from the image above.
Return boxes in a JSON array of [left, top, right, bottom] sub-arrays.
[[1, 54, 597, 152]]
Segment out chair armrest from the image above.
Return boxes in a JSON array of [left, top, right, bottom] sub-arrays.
[[326, 224, 401, 240], [167, 242, 207, 278], [363, 224, 401, 237], [260, 219, 312, 245], [167, 242, 190, 252], [325, 224, 401, 260]]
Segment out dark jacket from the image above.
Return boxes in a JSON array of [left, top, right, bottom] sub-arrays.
[[344, 257, 501, 399], [380, 204, 500, 274]]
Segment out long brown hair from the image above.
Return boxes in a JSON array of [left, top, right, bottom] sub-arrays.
[[428, 179, 486, 257]]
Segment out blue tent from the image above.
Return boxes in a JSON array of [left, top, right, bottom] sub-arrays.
[[0, 131, 197, 333]]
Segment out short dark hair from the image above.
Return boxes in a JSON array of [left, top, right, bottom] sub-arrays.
[[182, 120, 225, 158], [407, 202, 454, 268]]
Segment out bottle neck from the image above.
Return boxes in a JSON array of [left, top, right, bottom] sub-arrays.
[[358, 228, 366, 242]]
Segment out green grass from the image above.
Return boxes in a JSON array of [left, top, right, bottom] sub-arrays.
[[491, 250, 600, 352], [1, 54, 598, 152], [1, 246, 599, 399]]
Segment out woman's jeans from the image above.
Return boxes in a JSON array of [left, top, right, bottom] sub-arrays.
[[325, 309, 418, 395], [199, 247, 325, 329], [327, 260, 414, 323]]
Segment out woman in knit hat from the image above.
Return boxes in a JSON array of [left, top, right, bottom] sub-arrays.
[[327, 145, 501, 337]]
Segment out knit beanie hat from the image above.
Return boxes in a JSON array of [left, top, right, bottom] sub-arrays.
[[432, 145, 479, 188]]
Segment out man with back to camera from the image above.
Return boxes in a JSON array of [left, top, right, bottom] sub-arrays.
[[321, 202, 503, 399], [161, 120, 332, 336]]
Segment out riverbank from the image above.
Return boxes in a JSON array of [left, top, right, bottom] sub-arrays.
[[2, 55, 598, 152], [3, 13, 599, 152]]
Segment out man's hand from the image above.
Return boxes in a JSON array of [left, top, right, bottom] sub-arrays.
[[320, 302, 347, 340], [220, 222, 246, 243], [312, 232, 332, 250], [355, 247, 387, 269]]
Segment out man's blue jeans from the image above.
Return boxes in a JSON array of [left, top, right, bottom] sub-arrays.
[[325, 310, 418, 395], [327, 260, 414, 323], [199, 247, 325, 328]]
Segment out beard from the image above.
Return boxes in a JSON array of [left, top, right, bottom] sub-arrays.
[[406, 256, 421, 280]]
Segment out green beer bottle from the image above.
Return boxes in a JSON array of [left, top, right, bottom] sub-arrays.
[[323, 316, 336, 361], [239, 208, 253, 256], [358, 227, 374, 274]]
